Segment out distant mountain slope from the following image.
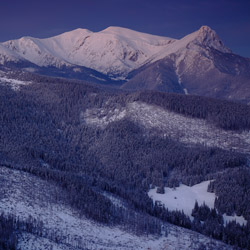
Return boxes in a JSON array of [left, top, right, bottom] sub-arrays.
[[123, 26, 250, 103], [2, 27, 175, 78], [0, 44, 21, 64]]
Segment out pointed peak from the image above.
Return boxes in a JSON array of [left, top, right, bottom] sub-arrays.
[[192, 25, 232, 53], [199, 25, 213, 33], [197, 25, 218, 41]]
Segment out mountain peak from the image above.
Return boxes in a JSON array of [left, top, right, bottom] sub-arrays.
[[199, 25, 213, 33], [197, 25, 217, 41], [195, 25, 231, 53], [51, 28, 92, 39]]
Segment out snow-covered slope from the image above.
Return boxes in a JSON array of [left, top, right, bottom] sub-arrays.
[[0, 43, 22, 64], [122, 26, 250, 103], [147, 25, 231, 64], [82, 101, 250, 155], [2, 27, 175, 78], [0, 166, 232, 250], [3, 36, 72, 68]]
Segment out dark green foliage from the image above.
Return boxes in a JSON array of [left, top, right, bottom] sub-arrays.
[[130, 90, 250, 130], [223, 221, 250, 248], [191, 202, 250, 248], [208, 168, 250, 221], [153, 204, 192, 229], [0, 214, 16, 250], [0, 75, 249, 248]]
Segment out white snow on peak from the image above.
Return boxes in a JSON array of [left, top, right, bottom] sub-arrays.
[[1, 27, 175, 76], [190, 25, 231, 53], [0, 25, 232, 78], [101, 26, 174, 46], [3, 36, 72, 67], [57, 26, 175, 76], [148, 25, 231, 64]]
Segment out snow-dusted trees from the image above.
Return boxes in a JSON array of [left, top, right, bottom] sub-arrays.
[[0, 75, 249, 248]]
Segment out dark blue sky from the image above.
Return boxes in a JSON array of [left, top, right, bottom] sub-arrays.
[[1, 0, 250, 57]]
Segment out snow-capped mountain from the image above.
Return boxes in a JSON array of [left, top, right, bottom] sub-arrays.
[[1, 27, 175, 78], [123, 26, 250, 103], [0, 25, 231, 77], [147, 25, 231, 64], [0, 43, 23, 64], [1, 25, 250, 102]]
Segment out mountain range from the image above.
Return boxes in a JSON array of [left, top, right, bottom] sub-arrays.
[[1, 25, 250, 103], [0, 25, 250, 249]]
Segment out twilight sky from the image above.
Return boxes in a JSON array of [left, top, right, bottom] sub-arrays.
[[0, 0, 250, 57]]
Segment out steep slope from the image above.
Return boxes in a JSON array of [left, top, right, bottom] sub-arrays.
[[0, 43, 35, 69], [0, 38, 115, 85], [0, 44, 21, 64], [123, 26, 250, 103]]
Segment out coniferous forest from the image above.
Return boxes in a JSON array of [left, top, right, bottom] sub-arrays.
[[0, 74, 250, 249]]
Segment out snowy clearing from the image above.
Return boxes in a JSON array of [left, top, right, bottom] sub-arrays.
[[148, 181, 247, 226], [0, 76, 31, 91]]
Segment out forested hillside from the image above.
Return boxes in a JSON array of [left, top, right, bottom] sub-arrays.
[[0, 74, 250, 248]]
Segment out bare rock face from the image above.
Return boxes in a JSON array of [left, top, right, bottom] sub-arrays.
[[122, 26, 250, 103]]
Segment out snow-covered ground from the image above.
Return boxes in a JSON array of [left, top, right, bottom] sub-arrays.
[[0, 43, 22, 64], [0, 166, 231, 249], [82, 101, 250, 155], [148, 181, 247, 226], [0, 76, 31, 91]]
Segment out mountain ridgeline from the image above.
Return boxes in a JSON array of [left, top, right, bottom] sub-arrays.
[[0, 25, 250, 103]]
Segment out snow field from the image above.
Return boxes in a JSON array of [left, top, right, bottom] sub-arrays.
[[148, 181, 247, 226], [0, 76, 31, 91]]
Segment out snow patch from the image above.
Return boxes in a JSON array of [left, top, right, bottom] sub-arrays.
[[89, 74, 106, 81], [183, 88, 189, 95], [148, 181, 247, 226], [23, 67, 37, 73], [148, 181, 215, 218], [0, 76, 31, 91], [223, 214, 247, 226], [81, 107, 127, 128]]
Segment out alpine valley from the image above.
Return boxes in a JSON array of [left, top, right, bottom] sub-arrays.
[[0, 26, 250, 250]]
